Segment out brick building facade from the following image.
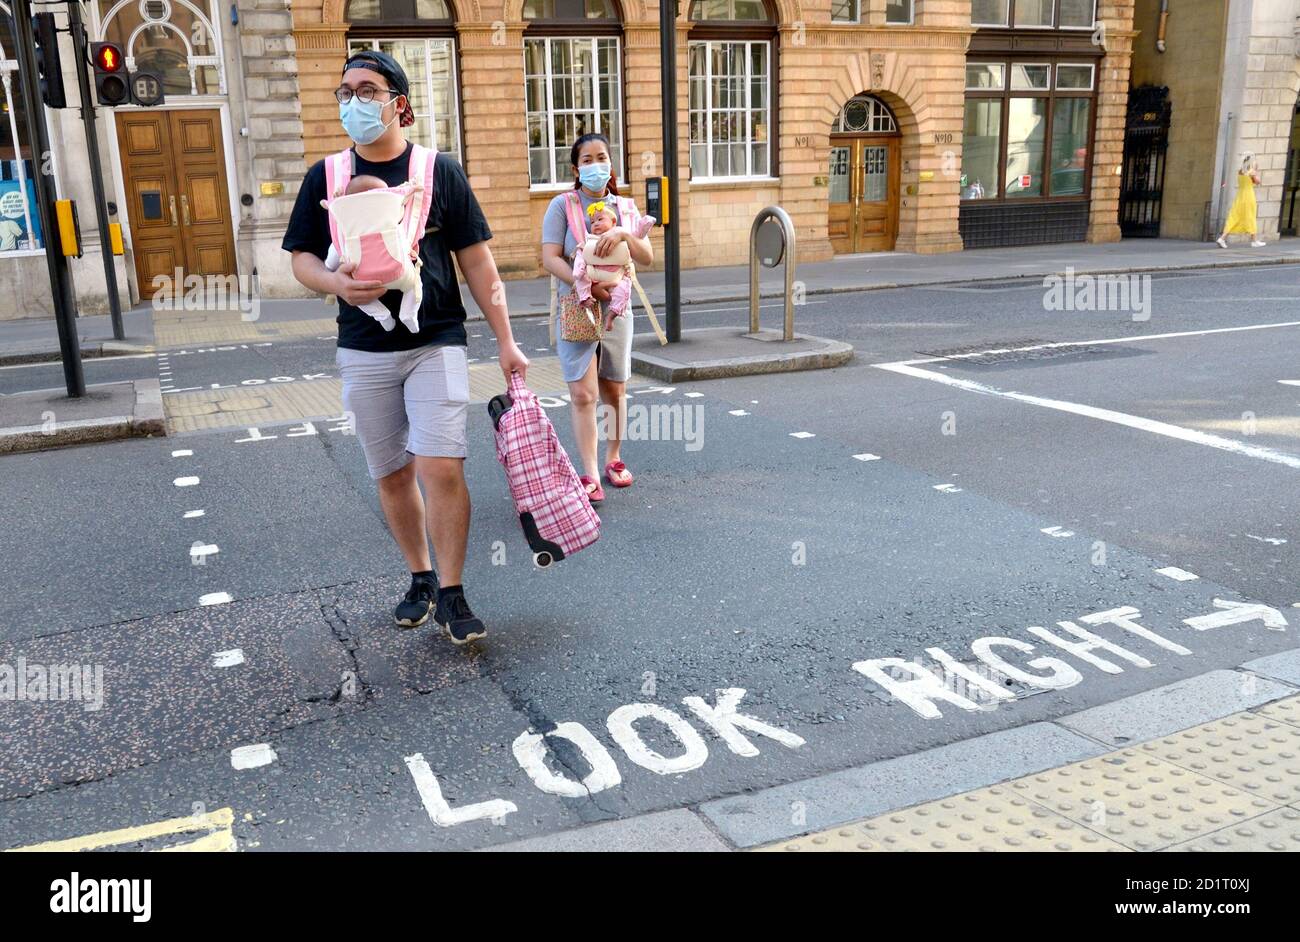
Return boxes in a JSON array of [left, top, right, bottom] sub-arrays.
[[0, 1, 1138, 320], [289, 0, 1137, 279]]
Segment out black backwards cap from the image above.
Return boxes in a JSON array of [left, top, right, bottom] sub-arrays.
[[342, 50, 415, 127]]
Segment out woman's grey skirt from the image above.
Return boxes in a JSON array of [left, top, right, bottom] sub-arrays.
[[554, 294, 633, 383]]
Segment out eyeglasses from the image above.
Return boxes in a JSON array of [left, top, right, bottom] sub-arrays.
[[335, 85, 398, 105]]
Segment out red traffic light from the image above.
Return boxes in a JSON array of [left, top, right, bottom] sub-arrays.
[[92, 43, 124, 73]]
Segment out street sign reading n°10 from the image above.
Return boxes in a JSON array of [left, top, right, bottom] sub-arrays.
[[130, 71, 165, 107]]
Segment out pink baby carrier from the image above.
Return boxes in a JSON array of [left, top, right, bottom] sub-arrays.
[[324, 145, 437, 329], [488, 372, 600, 568]]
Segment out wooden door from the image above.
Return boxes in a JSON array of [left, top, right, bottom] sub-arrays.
[[116, 109, 236, 299], [828, 135, 900, 253], [854, 138, 899, 252]]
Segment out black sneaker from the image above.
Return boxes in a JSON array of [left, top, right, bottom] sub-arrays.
[[435, 587, 487, 646], [394, 575, 436, 628]]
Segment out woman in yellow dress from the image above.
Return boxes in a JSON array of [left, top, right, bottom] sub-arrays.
[[1217, 154, 1265, 247]]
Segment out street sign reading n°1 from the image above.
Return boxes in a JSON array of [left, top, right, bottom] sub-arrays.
[[130, 71, 165, 107]]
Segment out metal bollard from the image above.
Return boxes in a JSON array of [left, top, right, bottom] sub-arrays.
[[749, 206, 796, 341]]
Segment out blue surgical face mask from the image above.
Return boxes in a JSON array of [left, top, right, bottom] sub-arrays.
[[578, 162, 612, 191], [339, 97, 396, 146]]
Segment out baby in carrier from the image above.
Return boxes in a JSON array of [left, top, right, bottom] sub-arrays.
[[571, 200, 655, 331], [319, 144, 436, 333]]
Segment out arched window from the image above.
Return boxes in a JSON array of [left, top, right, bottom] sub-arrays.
[[688, 0, 776, 180], [346, 0, 462, 163], [523, 0, 624, 187], [834, 96, 898, 135], [95, 0, 225, 96]]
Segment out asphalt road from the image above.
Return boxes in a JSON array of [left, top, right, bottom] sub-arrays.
[[1, 264, 1298, 850]]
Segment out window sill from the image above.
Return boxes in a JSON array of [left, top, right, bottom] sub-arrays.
[[529, 181, 630, 196], [0, 248, 47, 259], [689, 176, 781, 188]]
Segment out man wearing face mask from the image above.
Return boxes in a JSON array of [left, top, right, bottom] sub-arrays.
[[283, 50, 529, 645]]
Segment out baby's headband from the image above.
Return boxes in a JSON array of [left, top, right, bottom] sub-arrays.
[[586, 201, 614, 218]]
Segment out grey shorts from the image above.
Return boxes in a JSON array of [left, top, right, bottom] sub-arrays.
[[336, 344, 469, 479]]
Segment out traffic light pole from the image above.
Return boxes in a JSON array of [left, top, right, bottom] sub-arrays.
[[12, 0, 83, 397], [659, 0, 681, 342], [67, 0, 123, 341]]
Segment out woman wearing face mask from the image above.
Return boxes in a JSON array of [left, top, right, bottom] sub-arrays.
[[282, 50, 529, 646], [541, 133, 655, 505]]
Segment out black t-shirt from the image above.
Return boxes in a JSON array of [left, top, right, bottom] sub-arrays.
[[282, 143, 492, 352]]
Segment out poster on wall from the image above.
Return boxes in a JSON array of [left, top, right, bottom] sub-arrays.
[[0, 179, 43, 251]]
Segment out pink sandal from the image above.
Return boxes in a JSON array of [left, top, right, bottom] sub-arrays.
[[580, 475, 605, 505], [604, 461, 634, 488]]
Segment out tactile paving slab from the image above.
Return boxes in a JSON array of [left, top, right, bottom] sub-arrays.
[[756, 786, 1128, 852], [1008, 751, 1275, 851], [1256, 693, 1300, 730], [1167, 806, 1300, 852], [1137, 711, 1300, 807]]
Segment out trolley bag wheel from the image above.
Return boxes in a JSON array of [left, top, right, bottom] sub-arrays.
[[487, 392, 513, 430], [520, 512, 565, 566]]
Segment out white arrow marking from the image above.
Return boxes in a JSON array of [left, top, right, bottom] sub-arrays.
[[1184, 598, 1288, 632]]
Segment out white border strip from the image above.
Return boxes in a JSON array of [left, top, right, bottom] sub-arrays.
[[876, 361, 1300, 470], [876, 320, 1300, 471], [891, 319, 1300, 367]]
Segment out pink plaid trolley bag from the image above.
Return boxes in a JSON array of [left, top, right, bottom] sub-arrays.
[[488, 371, 600, 567]]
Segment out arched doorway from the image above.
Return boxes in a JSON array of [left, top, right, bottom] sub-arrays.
[[828, 94, 900, 253]]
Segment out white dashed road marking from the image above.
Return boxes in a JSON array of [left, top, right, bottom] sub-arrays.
[[213, 649, 245, 668], [852, 453, 881, 462], [231, 744, 277, 770], [1040, 526, 1075, 538], [728, 409, 749, 416], [183, 510, 205, 519], [190, 543, 220, 560], [173, 476, 200, 487], [789, 431, 815, 439], [1156, 566, 1199, 581], [933, 483, 962, 493], [171, 449, 193, 458], [199, 592, 233, 606]]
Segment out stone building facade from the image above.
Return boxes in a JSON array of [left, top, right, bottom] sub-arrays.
[[1129, 0, 1300, 241], [0, 0, 307, 320]]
